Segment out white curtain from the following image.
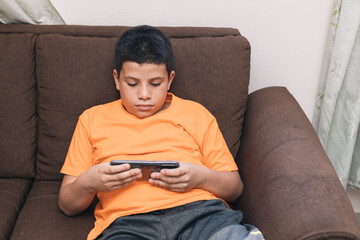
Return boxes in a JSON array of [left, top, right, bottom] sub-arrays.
[[313, 0, 360, 188], [0, 0, 65, 24]]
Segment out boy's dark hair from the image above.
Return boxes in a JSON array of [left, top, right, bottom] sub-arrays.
[[114, 25, 174, 77]]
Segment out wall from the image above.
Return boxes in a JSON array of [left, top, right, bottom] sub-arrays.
[[51, 0, 336, 121]]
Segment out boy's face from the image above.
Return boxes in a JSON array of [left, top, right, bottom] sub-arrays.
[[113, 62, 175, 119]]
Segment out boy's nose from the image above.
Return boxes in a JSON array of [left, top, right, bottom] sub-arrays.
[[138, 86, 151, 100]]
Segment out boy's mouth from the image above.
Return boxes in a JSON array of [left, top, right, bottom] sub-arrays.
[[136, 104, 153, 111]]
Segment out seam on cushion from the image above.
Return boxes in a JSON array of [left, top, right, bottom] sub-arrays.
[[33, 33, 40, 181], [0, 30, 241, 39], [31, 33, 242, 39]]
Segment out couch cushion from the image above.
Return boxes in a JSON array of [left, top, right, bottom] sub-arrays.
[[36, 29, 250, 181], [10, 181, 95, 240], [0, 178, 32, 240], [0, 33, 37, 178], [36, 34, 119, 180], [170, 36, 250, 157]]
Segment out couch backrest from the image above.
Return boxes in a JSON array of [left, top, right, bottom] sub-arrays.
[[0, 33, 37, 178], [0, 25, 250, 181]]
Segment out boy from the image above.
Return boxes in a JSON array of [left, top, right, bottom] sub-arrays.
[[58, 25, 263, 240]]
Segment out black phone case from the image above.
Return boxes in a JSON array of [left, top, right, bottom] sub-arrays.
[[110, 160, 179, 181]]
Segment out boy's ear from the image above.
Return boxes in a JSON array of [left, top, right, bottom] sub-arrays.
[[113, 69, 120, 90], [168, 71, 175, 90]]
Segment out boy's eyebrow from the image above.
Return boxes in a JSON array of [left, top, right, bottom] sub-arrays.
[[124, 76, 139, 81], [124, 76, 165, 81]]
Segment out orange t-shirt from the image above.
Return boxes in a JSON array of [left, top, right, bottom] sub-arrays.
[[61, 93, 238, 240]]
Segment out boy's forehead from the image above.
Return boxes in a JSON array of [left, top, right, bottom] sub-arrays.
[[123, 61, 167, 68], [120, 61, 168, 76]]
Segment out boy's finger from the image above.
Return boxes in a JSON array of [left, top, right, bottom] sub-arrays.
[[116, 172, 142, 185], [159, 167, 185, 177], [107, 174, 142, 191], [105, 163, 131, 174], [150, 173, 187, 185], [149, 179, 187, 192], [150, 172, 175, 181], [111, 168, 141, 181]]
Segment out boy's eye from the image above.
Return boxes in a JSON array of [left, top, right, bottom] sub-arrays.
[[151, 82, 161, 87], [127, 82, 137, 87]]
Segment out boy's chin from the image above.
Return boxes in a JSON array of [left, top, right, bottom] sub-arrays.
[[131, 110, 155, 119], [126, 104, 166, 119], [135, 114, 151, 119]]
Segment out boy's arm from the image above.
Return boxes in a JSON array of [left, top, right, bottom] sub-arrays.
[[149, 162, 243, 202], [199, 167, 243, 202], [59, 174, 95, 216], [58, 163, 142, 216]]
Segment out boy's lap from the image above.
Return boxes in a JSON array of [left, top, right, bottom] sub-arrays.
[[97, 199, 263, 240]]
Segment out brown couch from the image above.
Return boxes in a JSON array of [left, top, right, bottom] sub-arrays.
[[0, 24, 359, 240]]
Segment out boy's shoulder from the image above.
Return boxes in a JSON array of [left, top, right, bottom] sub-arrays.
[[79, 99, 120, 119], [173, 95, 215, 120], [172, 95, 217, 136]]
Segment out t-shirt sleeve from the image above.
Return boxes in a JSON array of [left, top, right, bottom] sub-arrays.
[[60, 112, 93, 177], [201, 118, 238, 172]]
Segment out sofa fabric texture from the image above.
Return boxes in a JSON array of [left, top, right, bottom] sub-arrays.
[[0, 24, 359, 240], [0, 179, 32, 240], [0, 33, 36, 178]]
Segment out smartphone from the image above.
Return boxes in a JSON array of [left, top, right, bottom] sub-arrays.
[[110, 160, 179, 181]]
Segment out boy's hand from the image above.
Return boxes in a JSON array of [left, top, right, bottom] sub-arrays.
[[148, 162, 243, 202], [148, 162, 204, 192], [82, 163, 142, 193], [58, 163, 142, 216]]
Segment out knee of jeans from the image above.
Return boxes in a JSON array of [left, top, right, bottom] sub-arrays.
[[209, 224, 264, 240]]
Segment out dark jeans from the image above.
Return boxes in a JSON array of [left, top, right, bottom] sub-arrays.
[[97, 199, 263, 240]]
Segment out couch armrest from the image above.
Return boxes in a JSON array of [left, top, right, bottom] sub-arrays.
[[235, 87, 360, 240]]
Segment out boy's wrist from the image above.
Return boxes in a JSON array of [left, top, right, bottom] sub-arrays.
[[77, 170, 97, 194], [195, 165, 210, 190]]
